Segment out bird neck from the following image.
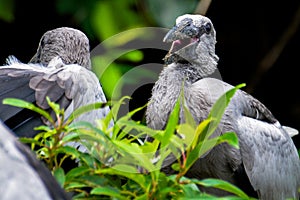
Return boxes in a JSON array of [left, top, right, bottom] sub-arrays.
[[147, 63, 208, 130], [150, 63, 205, 104]]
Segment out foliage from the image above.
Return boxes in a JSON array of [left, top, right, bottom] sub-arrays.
[[55, 0, 200, 100], [0, 0, 14, 22], [3, 84, 255, 199]]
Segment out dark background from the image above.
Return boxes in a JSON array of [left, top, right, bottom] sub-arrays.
[[0, 0, 299, 148]]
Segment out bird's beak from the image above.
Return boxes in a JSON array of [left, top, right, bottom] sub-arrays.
[[163, 23, 201, 65], [163, 26, 181, 43], [163, 22, 200, 43]]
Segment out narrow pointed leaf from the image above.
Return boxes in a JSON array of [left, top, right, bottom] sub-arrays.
[[194, 178, 249, 199], [3, 98, 53, 123]]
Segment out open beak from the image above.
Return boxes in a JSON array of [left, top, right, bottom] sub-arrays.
[[163, 23, 201, 65], [163, 26, 188, 43]]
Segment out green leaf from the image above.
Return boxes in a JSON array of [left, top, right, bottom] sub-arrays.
[[193, 118, 211, 149], [180, 181, 202, 198], [34, 125, 51, 132], [53, 167, 65, 187], [46, 97, 61, 115], [195, 178, 250, 199], [54, 146, 80, 159], [218, 132, 239, 149], [65, 166, 91, 182], [91, 187, 126, 199], [60, 132, 80, 143], [96, 168, 147, 191], [184, 85, 244, 172], [205, 83, 245, 139], [79, 175, 108, 187], [161, 98, 180, 149], [181, 88, 197, 129], [3, 98, 53, 124], [112, 140, 156, 172], [66, 101, 109, 124], [19, 137, 43, 146], [64, 182, 88, 190], [116, 119, 157, 141], [112, 164, 139, 173], [68, 121, 110, 142], [171, 163, 180, 171], [79, 152, 97, 168]]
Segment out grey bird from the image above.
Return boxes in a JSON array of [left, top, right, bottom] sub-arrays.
[[146, 14, 300, 199], [0, 121, 70, 200], [0, 27, 111, 138]]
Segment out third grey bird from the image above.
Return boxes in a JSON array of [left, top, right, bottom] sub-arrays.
[[0, 27, 111, 138], [146, 14, 300, 199]]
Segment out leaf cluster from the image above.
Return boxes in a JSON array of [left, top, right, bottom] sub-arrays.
[[3, 84, 255, 199]]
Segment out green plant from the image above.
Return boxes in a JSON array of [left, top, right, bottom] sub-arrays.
[[3, 84, 254, 199]]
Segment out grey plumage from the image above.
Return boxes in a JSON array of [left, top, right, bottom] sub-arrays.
[[0, 27, 111, 198], [0, 27, 110, 137], [0, 121, 70, 200], [146, 14, 300, 199], [30, 27, 91, 70]]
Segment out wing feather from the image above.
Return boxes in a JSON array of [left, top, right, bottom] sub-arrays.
[[190, 78, 300, 199], [0, 59, 109, 137]]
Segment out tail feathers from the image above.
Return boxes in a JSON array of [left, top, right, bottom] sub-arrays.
[[4, 108, 43, 138], [282, 126, 298, 137], [0, 74, 42, 138], [5, 55, 21, 65]]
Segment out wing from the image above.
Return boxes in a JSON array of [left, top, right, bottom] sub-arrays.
[[0, 60, 48, 137], [0, 121, 70, 200], [189, 78, 300, 198], [231, 91, 300, 199], [0, 57, 110, 138]]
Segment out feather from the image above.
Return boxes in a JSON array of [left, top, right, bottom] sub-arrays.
[[146, 14, 300, 199]]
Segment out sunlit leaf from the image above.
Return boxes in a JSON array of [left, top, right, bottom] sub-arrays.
[[91, 186, 126, 199], [205, 83, 245, 139], [112, 164, 139, 173], [19, 137, 43, 147], [194, 178, 250, 199], [218, 132, 239, 149], [64, 182, 88, 190], [96, 168, 147, 190], [54, 146, 80, 159], [2, 98, 53, 124], [66, 101, 110, 124], [162, 98, 180, 149]]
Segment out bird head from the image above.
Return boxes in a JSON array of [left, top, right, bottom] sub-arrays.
[[30, 27, 91, 70], [163, 14, 219, 74]]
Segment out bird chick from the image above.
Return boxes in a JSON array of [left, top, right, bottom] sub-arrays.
[[146, 14, 300, 199]]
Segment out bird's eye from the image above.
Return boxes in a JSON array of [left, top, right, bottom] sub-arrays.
[[204, 23, 212, 34]]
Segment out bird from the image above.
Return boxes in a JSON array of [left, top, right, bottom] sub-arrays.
[[0, 27, 111, 139], [146, 14, 300, 199], [0, 121, 70, 200]]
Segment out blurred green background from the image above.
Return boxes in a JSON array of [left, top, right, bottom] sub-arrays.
[[0, 0, 299, 148]]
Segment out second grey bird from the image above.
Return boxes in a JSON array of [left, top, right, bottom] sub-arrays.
[[0, 27, 111, 138], [0, 121, 70, 200], [146, 14, 300, 199]]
